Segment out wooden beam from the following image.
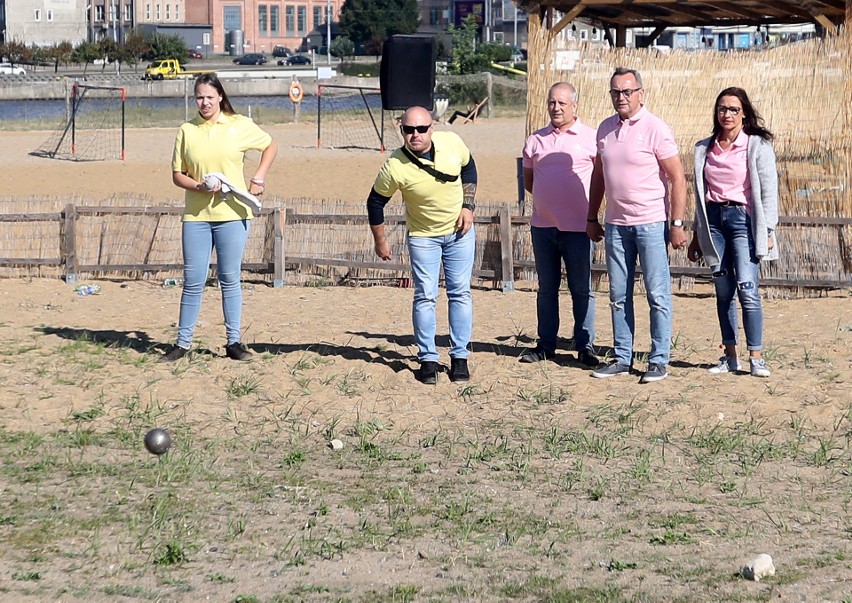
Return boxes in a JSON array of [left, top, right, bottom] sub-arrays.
[[813, 12, 838, 30], [550, 3, 587, 36], [637, 25, 667, 47]]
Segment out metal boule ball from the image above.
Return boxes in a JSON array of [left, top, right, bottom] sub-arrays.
[[144, 428, 172, 455]]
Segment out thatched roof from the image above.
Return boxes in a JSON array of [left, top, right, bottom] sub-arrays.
[[526, 1, 849, 30]]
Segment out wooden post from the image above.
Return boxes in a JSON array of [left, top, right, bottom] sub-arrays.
[[498, 205, 515, 292], [62, 203, 77, 284], [486, 72, 493, 119], [273, 207, 287, 287]]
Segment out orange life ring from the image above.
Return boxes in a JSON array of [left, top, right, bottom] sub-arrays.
[[288, 81, 304, 103]]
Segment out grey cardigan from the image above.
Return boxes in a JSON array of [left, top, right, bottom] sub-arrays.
[[692, 135, 779, 267]]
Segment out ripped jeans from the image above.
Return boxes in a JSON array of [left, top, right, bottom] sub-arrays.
[[707, 203, 763, 351]]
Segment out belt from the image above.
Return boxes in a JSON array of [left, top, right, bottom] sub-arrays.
[[710, 200, 745, 207]]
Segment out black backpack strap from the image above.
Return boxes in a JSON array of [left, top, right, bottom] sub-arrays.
[[400, 146, 459, 183]]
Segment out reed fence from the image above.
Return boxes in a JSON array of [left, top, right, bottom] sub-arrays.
[[1, 197, 849, 294]]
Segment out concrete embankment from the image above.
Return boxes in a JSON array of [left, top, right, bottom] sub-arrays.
[[0, 72, 380, 101]]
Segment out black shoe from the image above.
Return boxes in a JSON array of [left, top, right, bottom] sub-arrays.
[[519, 347, 552, 363], [450, 357, 470, 382], [225, 342, 252, 361], [577, 349, 600, 367], [159, 344, 189, 363], [418, 361, 438, 385]]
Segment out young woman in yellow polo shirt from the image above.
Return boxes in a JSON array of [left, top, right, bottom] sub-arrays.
[[161, 73, 278, 362]]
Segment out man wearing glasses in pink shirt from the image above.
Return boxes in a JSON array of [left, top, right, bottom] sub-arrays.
[[519, 82, 599, 368], [586, 67, 687, 384]]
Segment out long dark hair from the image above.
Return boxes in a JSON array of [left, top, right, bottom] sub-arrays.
[[712, 87, 773, 141], [194, 73, 235, 115]]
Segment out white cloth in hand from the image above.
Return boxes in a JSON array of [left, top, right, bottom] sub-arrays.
[[202, 172, 261, 212]]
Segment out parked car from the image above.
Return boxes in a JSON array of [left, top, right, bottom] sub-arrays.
[[0, 64, 26, 75], [233, 53, 267, 65], [272, 45, 293, 58], [187, 49, 203, 59], [279, 55, 312, 66]]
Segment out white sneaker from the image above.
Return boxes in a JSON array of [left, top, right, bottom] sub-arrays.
[[708, 355, 742, 374], [750, 358, 771, 378]]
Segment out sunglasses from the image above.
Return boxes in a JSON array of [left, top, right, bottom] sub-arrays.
[[401, 124, 431, 134], [717, 106, 742, 115], [609, 88, 641, 99]]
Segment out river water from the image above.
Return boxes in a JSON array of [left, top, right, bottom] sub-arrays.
[[0, 92, 386, 124]]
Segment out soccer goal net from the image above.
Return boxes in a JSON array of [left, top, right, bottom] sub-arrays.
[[31, 83, 126, 161], [317, 84, 400, 151]]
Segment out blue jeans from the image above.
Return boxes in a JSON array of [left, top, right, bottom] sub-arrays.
[[531, 226, 595, 353], [605, 222, 672, 366], [707, 203, 763, 350], [408, 227, 475, 362], [177, 220, 250, 348]]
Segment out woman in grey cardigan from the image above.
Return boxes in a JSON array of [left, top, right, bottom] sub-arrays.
[[687, 87, 778, 378]]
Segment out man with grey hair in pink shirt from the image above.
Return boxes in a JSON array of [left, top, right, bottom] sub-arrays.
[[520, 81, 599, 368], [586, 67, 687, 384]]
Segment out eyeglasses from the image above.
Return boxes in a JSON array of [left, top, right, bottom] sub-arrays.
[[401, 124, 431, 134], [716, 106, 742, 115], [609, 88, 641, 99]]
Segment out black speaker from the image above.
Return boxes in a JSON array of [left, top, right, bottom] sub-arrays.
[[380, 35, 436, 111]]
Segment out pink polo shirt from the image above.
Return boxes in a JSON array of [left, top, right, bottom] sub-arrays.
[[704, 130, 751, 205], [523, 119, 597, 232], [596, 106, 680, 226]]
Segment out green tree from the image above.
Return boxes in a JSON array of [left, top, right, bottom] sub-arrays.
[[72, 41, 101, 75], [143, 33, 189, 61], [330, 35, 355, 59], [47, 41, 74, 74], [2, 39, 31, 66], [338, 0, 419, 50], [448, 14, 489, 74], [122, 29, 151, 71]]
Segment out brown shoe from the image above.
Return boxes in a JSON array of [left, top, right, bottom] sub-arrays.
[[225, 342, 252, 361]]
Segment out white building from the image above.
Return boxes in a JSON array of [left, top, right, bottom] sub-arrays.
[[1, 0, 88, 45]]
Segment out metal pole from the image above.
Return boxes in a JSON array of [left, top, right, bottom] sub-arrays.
[[514, 6, 518, 47], [326, 0, 332, 65]]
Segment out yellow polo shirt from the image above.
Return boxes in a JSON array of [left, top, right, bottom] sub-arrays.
[[372, 131, 471, 237], [171, 112, 273, 221]]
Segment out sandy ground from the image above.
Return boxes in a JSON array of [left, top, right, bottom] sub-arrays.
[[0, 118, 526, 204], [1, 118, 852, 601]]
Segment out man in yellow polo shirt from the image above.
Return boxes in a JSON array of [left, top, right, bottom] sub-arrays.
[[367, 105, 478, 384]]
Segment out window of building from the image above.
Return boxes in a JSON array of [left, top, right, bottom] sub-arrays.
[[156, 4, 161, 20], [271, 6, 280, 33], [285, 6, 294, 35], [429, 7, 438, 25], [224, 6, 242, 32], [166, 4, 170, 19], [34, 9, 42, 21], [175, 4, 179, 20], [48, 9, 54, 20], [259, 5, 268, 34], [313, 6, 322, 30], [96, 5, 104, 21], [591, 28, 600, 41], [579, 29, 588, 41], [297, 6, 306, 34], [124, 4, 131, 21], [109, 3, 117, 20], [146, 4, 151, 20]]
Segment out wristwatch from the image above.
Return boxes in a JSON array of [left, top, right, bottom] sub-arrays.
[[670, 219, 685, 228]]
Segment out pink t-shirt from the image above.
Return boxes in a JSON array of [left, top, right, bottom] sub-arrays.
[[596, 106, 680, 226], [523, 119, 597, 232], [704, 130, 751, 205]]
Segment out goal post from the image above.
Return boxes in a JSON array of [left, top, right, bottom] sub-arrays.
[[31, 83, 126, 161], [316, 84, 400, 152]]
